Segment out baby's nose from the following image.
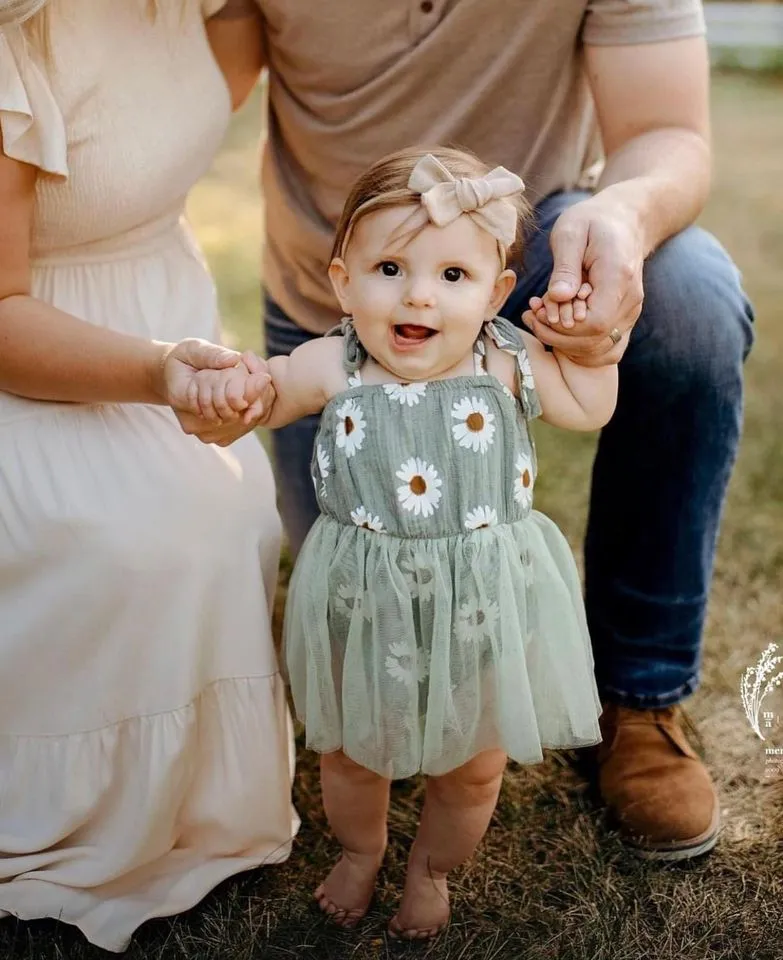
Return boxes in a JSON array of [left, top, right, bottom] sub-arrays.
[[404, 275, 437, 307]]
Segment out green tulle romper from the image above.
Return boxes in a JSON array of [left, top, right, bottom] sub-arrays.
[[284, 316, 602, 779]]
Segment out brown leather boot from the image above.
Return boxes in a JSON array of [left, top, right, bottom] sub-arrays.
[[596, 703, 720, 860]]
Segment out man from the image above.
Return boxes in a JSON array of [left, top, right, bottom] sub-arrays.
[[214, 0, 754, 860]]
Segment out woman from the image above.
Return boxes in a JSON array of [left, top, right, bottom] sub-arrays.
[[0, 0, 297, 952]]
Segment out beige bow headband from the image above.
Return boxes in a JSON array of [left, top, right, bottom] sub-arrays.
[[406, 153, 525, 250], [338, 153, 525, 265]]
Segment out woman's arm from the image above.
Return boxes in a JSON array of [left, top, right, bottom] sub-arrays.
[[521, 332, 618, 431], [0, 148, 239, 407], [205, 0, 265, 111]]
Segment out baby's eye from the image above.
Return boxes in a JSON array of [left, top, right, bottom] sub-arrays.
[[378, 261, 400, 277], [443, 267, 465, 283]]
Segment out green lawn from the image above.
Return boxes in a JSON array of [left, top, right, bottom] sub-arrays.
[[2, 72, 782, 960]]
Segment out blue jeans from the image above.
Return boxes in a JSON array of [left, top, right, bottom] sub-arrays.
[[264, 190, 754, 708]]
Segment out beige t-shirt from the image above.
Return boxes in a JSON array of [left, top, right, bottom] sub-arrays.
[[256, 0, 705, 333]]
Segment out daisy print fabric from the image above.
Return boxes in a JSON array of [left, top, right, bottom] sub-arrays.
[[455, 598, 500, 644], [383, 382, 427, 407], [385, 641, 431, 688], [451, 396, 496, 454], [514, 452, 535, 510], [464, 506, 498, 530], [335, 398, 366, 458], [400, 551, 436, 604], [350, 506, 386, 533], [396, 457, 443, 519]]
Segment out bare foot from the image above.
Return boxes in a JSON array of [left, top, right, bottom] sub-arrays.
[[314, 849, 384, 928], [389, 857, 450, 941]]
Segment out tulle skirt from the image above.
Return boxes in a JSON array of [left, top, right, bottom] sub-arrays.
[[285, 511, 602, 780]]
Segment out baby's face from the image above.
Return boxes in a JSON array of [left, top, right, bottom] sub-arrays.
[[331, 205, 514, 382]]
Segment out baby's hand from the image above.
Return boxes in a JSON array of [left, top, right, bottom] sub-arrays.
[[527, 282, 593, 330], [187, 351, 273, 425]]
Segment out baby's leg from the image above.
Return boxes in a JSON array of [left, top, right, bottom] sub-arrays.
[[390, 748, 507, 940], [315, 749, 391, 927]]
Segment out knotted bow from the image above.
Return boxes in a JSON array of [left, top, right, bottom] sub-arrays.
[[407, 154, 525, 249], [0, 0, 48, 26]]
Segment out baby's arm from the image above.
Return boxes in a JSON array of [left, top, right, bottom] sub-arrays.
[[186, 353, 271, 424], [521, 332, 618, 431], [260, 335, 346, 429]]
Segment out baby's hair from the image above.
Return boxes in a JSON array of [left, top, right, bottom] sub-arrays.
[[331, 146, 531, 265]]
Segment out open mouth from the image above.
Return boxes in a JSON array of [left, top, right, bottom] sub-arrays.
[[393, 323, 438, 345]]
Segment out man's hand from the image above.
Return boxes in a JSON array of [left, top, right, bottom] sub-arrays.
[[521, 193, 645, 367]]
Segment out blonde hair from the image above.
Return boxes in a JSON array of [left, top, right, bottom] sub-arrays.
[[332, 146, 531, 265]]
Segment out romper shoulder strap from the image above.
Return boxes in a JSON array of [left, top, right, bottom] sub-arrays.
[[324, 316, 367, 379], [482, 316, 542, 420]]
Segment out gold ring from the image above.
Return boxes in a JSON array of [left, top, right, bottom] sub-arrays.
[[608, 327, 622, 346]]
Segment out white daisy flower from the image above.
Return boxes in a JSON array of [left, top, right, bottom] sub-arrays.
[[502, 384, 516, 402], [401, 552, 435, 604], [383, 382, 427, 406], [335, 583, 373, 622], [518, 353, 536, 392], [464, 506, 499, 530], [350, 506, 386, 533], [385, 641, 430, 687], [335, 398, 366, 458], [347, 372, 362, 388], [513, 453, 534, 509], [455, 599, 500, 644], [396, 457, 442, 518], [451, 396, 496, 454]]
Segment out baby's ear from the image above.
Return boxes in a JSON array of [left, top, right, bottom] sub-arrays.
[[487, 268, 517, 318], [328, 258, 351, 312]]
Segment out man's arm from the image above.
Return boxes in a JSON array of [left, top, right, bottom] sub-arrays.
[[589, 36, 710, 257], [526, 36, 711, 365], [205, 0, 265, 110]]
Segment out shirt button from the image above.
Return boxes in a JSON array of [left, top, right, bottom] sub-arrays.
[[420, 0, 434, 12]]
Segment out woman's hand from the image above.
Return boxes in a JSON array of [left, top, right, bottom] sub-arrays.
[[158, 340, 272, 444], [173, 409, 262, 446], [157, 338, 243, 410]]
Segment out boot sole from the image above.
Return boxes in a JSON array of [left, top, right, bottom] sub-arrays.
[[623, 803, 721, 862]]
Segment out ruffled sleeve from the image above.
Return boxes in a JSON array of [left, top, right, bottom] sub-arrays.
[[0, 27, 67, 177], [483, 317, 543, 420]]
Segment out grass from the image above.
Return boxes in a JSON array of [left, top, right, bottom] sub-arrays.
[[3, 72, 782, 960]]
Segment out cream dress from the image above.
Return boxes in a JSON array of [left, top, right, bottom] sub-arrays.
[[0, 2, 298, 952]]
